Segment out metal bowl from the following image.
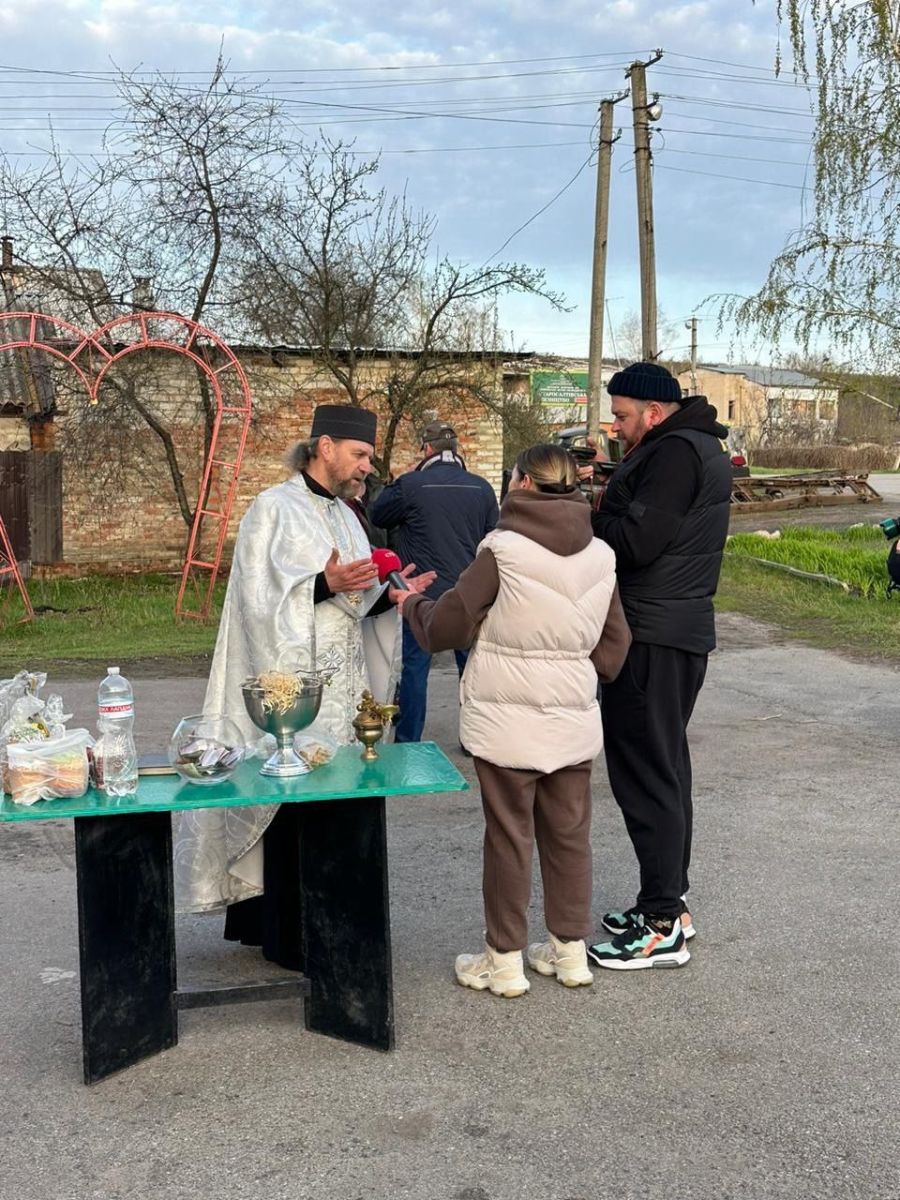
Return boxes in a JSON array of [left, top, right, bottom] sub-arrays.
[[241, 679, 324, 738]]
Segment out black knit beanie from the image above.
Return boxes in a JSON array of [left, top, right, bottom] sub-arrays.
[[607, 361, 682, 404]]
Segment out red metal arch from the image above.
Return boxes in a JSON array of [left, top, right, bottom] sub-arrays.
[[0, 311, 252, 619]]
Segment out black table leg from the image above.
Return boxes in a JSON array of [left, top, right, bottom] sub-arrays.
[[74, 812, 177, 1084], [299, 795, 394, 1051]]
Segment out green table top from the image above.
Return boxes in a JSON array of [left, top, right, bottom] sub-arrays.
[[0, 742, 468, 822]]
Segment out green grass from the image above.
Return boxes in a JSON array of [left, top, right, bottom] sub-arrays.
[[0, 574, 225, 671], [726, 525, 886, 597], [4, 530, 899, 672], [716, 524, 900, 661]]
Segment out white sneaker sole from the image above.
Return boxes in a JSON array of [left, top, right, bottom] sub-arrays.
[[594, 947, 691, 971], [526, 956, 593, 987], [455, 971, 529, 997]]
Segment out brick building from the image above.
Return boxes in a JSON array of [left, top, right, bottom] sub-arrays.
[[0, 342, 511, 575]]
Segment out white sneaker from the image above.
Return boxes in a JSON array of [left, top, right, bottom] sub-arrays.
[[454, 944, 530, 998], [527, 934, 594, 987]]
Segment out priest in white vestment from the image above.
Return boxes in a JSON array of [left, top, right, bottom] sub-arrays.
[[174, 404, 435, 963]]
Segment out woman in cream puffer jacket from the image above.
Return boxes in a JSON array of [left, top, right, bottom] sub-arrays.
[[394, 444, 630, 998]]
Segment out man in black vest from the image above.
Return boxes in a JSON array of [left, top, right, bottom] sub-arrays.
[[586, 362, 731, 971]]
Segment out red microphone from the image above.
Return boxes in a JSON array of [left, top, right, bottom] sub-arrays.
[[371, 547, 409, 591]]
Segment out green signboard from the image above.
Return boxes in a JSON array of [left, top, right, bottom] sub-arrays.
[[530, 370, 588, 407]]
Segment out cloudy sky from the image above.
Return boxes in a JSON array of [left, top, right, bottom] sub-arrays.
[[0, 0, 816, 363]]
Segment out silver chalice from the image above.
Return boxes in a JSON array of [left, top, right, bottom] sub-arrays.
[[241, 672, 330, 778]]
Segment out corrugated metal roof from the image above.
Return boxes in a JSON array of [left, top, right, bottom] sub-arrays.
[[700, 363, 827, 389]]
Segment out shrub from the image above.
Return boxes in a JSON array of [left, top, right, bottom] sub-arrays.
[[750, 444, 897, 471]]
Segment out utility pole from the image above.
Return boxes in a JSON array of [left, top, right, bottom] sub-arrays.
[[587, 91, 628, 443], [627, 50, 663, 362], [686, 316, 698, 393]]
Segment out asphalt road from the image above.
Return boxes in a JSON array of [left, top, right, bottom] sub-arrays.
[[869, 472, 900, 503], [2, 614, 898, 1200]]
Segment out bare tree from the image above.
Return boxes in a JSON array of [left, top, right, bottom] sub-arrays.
[[0, 57, 288, 528], [779, 350, 900, 445], [613, 308, 681, 366], [1, 78, 566, 516], [242, 139, 566, 473]]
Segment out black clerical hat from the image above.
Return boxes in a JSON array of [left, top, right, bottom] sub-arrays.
[[310, 404, 377, 445]]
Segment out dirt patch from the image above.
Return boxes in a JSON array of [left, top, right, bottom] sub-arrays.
[[713, 611, 788, 652], [34, 654, 213, 681]]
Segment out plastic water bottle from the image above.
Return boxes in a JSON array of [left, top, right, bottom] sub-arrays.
[[94, 667, 138, 796]]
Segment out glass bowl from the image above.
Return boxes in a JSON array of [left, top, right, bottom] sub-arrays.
[[167, 714, 245, 787]]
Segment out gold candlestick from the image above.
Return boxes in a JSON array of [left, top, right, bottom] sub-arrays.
[[352, 690, 399, 762]]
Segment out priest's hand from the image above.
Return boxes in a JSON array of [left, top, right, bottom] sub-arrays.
[[324, 547, 379, 593], [399, 563, 437, 595]]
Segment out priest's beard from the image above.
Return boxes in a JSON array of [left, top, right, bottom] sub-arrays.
[[327, 469, 364, 500]]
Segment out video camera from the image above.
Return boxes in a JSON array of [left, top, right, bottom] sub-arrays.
[[556, 426, 620, 474], [500, 426, 622, 503], [556, 426, 621, 508]]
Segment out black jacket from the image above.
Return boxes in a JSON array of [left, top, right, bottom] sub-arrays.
[[370, 455, 499, 597], [591, 397, 731, 654]]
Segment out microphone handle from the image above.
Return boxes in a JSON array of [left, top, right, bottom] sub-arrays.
[[386, 570, 410, 592]]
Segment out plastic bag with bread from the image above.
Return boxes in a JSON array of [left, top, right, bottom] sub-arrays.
[[6, 729, 94, 806]]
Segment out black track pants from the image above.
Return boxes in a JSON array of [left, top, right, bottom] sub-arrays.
[[600, 642, 707, 918]]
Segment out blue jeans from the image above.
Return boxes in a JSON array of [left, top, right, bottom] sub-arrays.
[[395, 621, 468, 743]]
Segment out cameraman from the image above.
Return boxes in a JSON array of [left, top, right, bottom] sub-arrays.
[[586, 362, 731, 972]]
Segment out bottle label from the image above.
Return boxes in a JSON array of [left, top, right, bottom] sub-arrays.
[[99, 702, 134, 717]]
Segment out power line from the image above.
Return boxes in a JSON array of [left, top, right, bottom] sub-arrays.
[[0, 52, 648, 77], [654, 146, 812, 168], [653, 163, 810, 190], [0, 90, 819, 123], [653, 64, 814, 90], [662, 108, 813, 134], [0, 88, 611, 114], [483, 149, 595, 264], [660, 125, 812, 145], [667, 51, 816, 82], [2, 139, 590, 157], [661, 93, 814, 120], [345, 140, 586, 154]]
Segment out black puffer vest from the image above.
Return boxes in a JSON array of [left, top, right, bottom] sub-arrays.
[[603, 428, 732, 653]]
